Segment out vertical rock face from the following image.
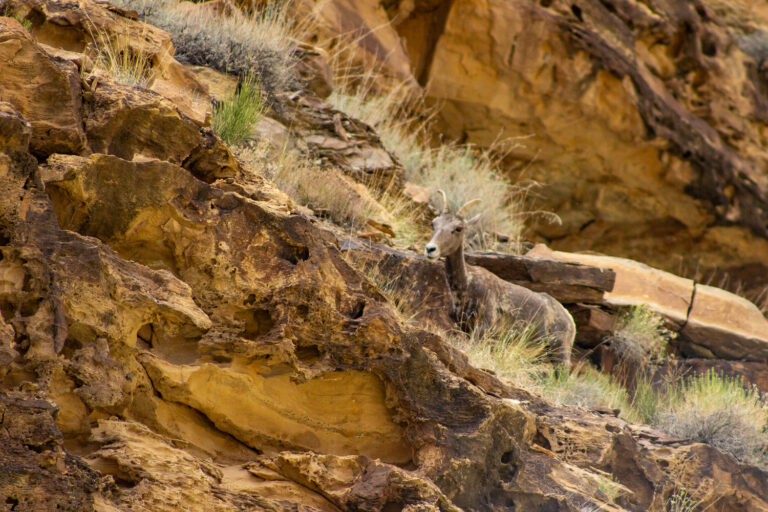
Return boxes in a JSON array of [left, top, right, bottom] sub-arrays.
[[382, 0, 768, 298], [0, 18, 87, 157]]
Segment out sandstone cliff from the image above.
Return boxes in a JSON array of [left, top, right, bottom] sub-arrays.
[[2, 0, 768, 511]]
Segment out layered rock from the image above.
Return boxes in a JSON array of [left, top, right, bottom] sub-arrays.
[[329, 0, 768, 301], [530, 244, 768, 361], [3, 0, 768, 509]]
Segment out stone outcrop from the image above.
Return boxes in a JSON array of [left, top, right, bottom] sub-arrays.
[[4, 0, 768, 509], [314, 0, 768, 302], [0, 17, 88, 157], [530, 245, 768, 361]]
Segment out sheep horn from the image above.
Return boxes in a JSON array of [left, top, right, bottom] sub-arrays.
[[457, 198, 481, 217], [436, 189, 448, 214]]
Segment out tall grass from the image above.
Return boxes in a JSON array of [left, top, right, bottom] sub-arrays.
[[110, 0, 298, 101], [452, 322, 552, 391], [655, 370, 768, 467], [327, 87, 542, 252], [213, 74, 264, 145], [541, 365, 630, 411], [86, 30, 155, 88]]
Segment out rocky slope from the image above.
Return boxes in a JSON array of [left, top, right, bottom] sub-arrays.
[[304, 0, 768, 305], [2, 1, 768, 511]]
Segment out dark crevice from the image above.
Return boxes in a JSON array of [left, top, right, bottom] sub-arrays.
[[680, 281, 697, 331]]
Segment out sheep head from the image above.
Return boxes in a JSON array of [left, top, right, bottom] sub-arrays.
[[425, 191, 481, 260]]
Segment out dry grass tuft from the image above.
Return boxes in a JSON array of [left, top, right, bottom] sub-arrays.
[[541, 364, 630, 411], [328, 86, 551, 252], [451, 321, 552, 391], [111, 0, 298, 101], [86, 30, 155, 88], [655, 369, 768, 467]]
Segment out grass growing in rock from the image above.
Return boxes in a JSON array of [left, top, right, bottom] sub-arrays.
[[111, 0, 298, 101], [87, 31, 155, 88], [213, 74, 264, 145], [454, 322, 552, 391], [236, 142, 421, 242], [328, 87, 548, 252], [542, 365, 630, 411]]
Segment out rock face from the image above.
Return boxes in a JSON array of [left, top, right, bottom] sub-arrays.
[[337, 0, 768, 300], [3, 1, 768, 511], [530, 245, 768, 362]]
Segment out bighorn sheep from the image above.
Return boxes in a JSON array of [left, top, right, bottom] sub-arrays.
[[425, 191, 575, 367]]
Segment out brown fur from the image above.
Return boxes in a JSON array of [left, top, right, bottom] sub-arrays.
[[426, 211, 574, 366]]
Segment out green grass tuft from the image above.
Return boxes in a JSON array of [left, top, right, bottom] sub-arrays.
[[213, 74, 264, 146]]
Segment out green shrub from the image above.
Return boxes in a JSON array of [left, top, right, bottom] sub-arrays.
[[655, 369, 768, 466], [213, 74, 264, 145], [111, 0, 298, 102], [607, 305, 674, 367], [667, 489, 698, 512]]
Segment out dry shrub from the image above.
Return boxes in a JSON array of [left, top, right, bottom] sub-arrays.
[[607, 305, 674, 368], [655, 369, 768, 467], [111, 0, 298, 101]]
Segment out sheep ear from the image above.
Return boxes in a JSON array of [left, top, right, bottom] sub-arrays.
[[467, 214, 481, 225]]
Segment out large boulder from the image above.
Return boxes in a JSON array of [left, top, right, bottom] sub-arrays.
[[530, 245, 768, 361], [0, 17, 88, 157]]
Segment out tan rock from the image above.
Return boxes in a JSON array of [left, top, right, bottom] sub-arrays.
[[530, 244, 768, 361], [0, 18, 88, 157], [392, 0, 768, 297]]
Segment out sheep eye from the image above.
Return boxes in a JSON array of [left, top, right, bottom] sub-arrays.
[[454, 226, 464, 233]]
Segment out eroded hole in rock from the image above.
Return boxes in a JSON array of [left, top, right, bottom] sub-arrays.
[[540, 0, 552, 7], [62, 337, 84, 359], [501, 450, 515, 464], [382, 502, 403, 512], [244, 293, 256, 306], [136, 323, 154, 350], [5, 497, 18, 510], [0, 299, 15, 322], [702, 34, 717, 57], [571, 4, 583, 21], [295, 344, 322, 364], [296, 304, 309, 318], [282, 244, 310, 265], [347, 299, 365, 320], [19, 298, 41, 317], [24, 439, 57, 453], [534, 431, 552, 451], [236, 309, 275, 339], [137, 323, 200, 364]]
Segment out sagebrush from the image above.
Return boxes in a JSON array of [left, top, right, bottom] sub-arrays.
[[111, 0, 298, 101]]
